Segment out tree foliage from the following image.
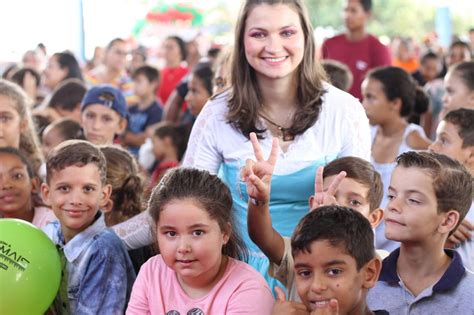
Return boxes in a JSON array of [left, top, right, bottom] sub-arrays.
[[305, 0, 471, 40]]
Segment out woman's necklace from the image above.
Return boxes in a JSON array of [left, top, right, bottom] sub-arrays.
[[259, 112, 295, 142]]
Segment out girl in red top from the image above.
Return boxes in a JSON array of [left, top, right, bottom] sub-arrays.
[[157, 36, 189, 104]]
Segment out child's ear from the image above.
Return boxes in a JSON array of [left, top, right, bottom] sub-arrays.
[[222, 222, 231, 244], [439, 210, 460, 234], [100, 184, 113, 208], [40, 183, 51, 206], [163, 136, 173, 146], [308, 195, 316, 210], [368, 208, 384, 229], [362, 257, 382, 290], [30, 177, 41, 194], [465, 146, 474, 170], [102, 199, 114, 213], [117, 118, 128, 135], [390, 97, 402, 113]]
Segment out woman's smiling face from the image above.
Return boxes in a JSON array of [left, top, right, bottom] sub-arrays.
[[243, 3, 305, 82]]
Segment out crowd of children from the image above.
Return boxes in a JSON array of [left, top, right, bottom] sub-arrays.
[[1, 0, 474, 314]]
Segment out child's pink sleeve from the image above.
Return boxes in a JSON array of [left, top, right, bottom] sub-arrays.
[[126, 260, 152, 315], [225, 266, 275, 314]]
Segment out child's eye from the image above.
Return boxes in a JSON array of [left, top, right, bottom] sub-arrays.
[[296, 270, 312, 278], [327, 268, 343, 276], [57, 186, 69, 192], [102, 116, 113, 123], [12, 172, 24, 180], [85, 112, 95, 119], [387, 194, 394, 200], [349, 199, 362, 207], [439, 137, 449, 145], [192, 230, 205, 237], [408, 198, 421, 205], [83, 186, 95, 193], [0, 115, 12, 123], [165, 231, 177, 237]]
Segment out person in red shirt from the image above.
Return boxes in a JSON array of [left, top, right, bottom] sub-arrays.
[[157, 36, 189, 104], [321, 0, 391, 100]]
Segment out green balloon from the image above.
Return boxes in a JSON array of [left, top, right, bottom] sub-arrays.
[[0, 219, 61, 315]]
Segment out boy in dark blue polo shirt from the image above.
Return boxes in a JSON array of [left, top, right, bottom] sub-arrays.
[[368, 151, 474, 314]]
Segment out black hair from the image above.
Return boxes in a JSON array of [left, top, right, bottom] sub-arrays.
[[367, 66, 429, 123], [207, 47, 222, 60], [48, 78, 87, 111], [0, 147, 34, 179], [358, 0, 372, 12], [167, 36, 187, 61], [53, 52, 84, 82], [420, 51, 439, 65], [132, 65, 160, 83], [191, 62, 214, 96], [291, 205, 375, 270], [449, 40, 470, 52], [11, 68, 41, 88]]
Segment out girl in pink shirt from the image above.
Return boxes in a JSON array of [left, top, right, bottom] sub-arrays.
[[127, 168, 274, 314]]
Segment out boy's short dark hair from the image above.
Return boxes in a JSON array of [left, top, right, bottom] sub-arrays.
[[420, 51, 439, 65], [0, 147, 34, 178], [443, 108, 474, 148], [358, 0, 372, 12], [132, 65, 160, 83], [322, 60, 353, 92], [48, 78, 87, 112], [291, 205, 375, 270], [323, 156, 383, 211], [46, 140, 107, 185], [396, 151, 472, 230]]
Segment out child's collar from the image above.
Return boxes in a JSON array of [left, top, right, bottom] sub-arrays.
[[379, 248, 465, 292]]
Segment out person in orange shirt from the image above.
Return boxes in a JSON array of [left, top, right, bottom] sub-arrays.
[[392, 37, 419, 74]]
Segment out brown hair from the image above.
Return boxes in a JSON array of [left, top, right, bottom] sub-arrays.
[[323, 156, 383, 212], [153, 122, 190, 161], [46, 140, 107, 185], [227, 0, 327, 139], [0, 79, 43, 175], [322, 60, 353, 92], [149, 168, 248, 260], [100, 145, 144, 225], [443, 108, 474, 148], [396, 151, 472, 233]]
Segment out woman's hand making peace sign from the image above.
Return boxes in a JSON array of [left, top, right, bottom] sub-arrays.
[[241, 132, 279, 204]]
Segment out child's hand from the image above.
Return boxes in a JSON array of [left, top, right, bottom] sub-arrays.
[[310, 166, 346, 211], [241, 132, 279, 203], [272, 287, 310, 315], [447, 219, 473, 247], [309, 299, 339, 315]]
